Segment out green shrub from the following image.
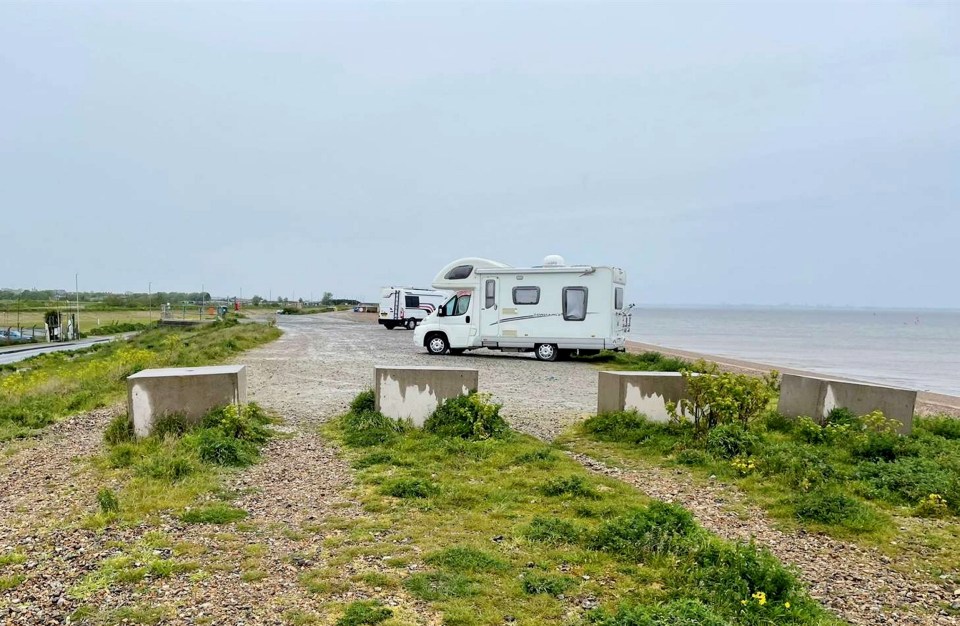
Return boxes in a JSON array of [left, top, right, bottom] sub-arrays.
[[582, 411, 672, 445], [381, 477, 437, 499], [151, 413, 189, 439], [825, 407, 858, 426], [180, 504, 247, 524], [424, 393, 508, 440], [350, 390, 376, 414], [762, 411, 794, 433], [758, 443, 836, 491], [588, 599, 730, 626], [522, 517, 581, 544], [425, 546, 507, 572], [103, 414, 135, 445], [793, 417, 825, 445], [668, 366, 779, 435], [541, 475, 600, 499], [849, 431, 908, 462], [97, 488, 120, 514], [858, 457, 960, 512], [675, 448, 713, 466], [576, 351, 692, 373], [336, 600, 392, 626], [680, 539, 799, 613], [341, 409, 404, 448], [200, 404, 270, 443], [706, 423, 759, 459], [590, 502, 700, 560], [915, 494, 951, 518], [137, 455, 196, 481], [792, 488, 882, 530], [193, 428, 259, 467], [520, 572, 576, 596], [917, 416, 960, 441]]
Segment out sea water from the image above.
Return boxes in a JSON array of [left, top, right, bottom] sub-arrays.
[[628, 308, 960, 396]]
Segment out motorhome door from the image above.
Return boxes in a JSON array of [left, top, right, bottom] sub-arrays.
[[479, 277, 500, 339]]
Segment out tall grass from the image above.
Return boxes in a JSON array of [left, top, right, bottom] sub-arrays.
[[0, 320, 281, 441]]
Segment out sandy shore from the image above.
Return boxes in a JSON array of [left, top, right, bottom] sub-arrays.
[[627, 340, 960, 417]]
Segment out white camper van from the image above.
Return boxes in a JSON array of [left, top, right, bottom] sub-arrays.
[[379, 287, 448, 330], [413, 256, 632, 360]]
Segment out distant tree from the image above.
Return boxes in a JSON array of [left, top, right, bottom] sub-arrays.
[[321, 292, 333, 305], [251, 295, 264, 306]]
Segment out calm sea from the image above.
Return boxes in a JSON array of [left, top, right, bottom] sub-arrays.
[[628, 308, 960, 397]]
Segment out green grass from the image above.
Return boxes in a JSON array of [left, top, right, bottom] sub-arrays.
[[0, 319, 281, 441], [307, 394, 842, 626], [575, 350, 699, 372]]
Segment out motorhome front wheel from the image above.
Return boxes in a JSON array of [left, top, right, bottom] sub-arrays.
[[405, 319, 417, 330], [427, 334, 449, 355]]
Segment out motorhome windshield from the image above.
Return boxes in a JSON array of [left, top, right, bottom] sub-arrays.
[[442, 294, 471, 316]]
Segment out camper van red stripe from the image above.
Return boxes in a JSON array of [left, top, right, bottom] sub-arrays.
[[418, 304, 436, 313]]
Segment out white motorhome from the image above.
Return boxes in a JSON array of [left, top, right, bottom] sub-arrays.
[[378, 287, 448, 330], [413, 256, 632, 361]]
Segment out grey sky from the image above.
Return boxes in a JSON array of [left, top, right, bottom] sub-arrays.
[[1, 1, 957, 307]]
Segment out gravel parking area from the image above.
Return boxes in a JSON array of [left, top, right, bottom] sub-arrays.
[[244, 311, 599, 440]]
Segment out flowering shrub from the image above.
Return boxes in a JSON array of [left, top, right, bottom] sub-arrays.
[[424, 392, 508, 440], [915, 494, 949, 518]]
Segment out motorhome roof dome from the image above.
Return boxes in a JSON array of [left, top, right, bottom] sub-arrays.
[[543, 254, 566, 267]]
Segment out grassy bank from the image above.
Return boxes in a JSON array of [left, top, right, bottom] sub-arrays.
[[309, 391, 842, 626], [0, 319, 281, 441], [565, 352, 960, 579]]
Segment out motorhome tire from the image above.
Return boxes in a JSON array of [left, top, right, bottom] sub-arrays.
[[405, 319, 417, 330], [383, 322, 397, 330], [535, 343, 559, 361], [426, 334, 449, 355]]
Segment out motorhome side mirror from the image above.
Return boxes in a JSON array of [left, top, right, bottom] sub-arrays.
[[437, 308, 445, 317]]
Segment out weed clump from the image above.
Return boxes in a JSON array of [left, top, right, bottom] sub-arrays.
[[404, 571, 477, 600], [588, 599, 730, 626], [381, 477, 437, 499], [341, 392, 405, 447], [103, 414, 135, 445], [541, 475, 600, 499], [792, 489, 883, 531], [336, 600, 392, 626], [706, 423, 759, 459], [522, 517, 582, 544], [180, 504, 247, 524], [97, 488, 120, 514], [590, 502, 701, 559], [424, 393, 508, 440], [426, 546, 507, 572], [151, 413, 189, 439], [350, 390, 376, 415], [521, 572, 576, 596]]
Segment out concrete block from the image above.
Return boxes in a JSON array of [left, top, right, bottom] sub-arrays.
[[127, 365, 247, 437], [778, 373, 916, 434], [375, 366, 479, 427], [597, 371, 687, 423]]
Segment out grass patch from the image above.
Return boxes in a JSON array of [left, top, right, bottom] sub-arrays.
[[180, 504, 248, 525], [575, 350, 696, 373], [336, 600, 392, 626], [315, 390, 841, 626]]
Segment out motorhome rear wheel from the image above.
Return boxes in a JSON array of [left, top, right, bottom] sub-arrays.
[[535, 343, 559, 361]]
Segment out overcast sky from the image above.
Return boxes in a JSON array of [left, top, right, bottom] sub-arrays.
[[1, 1, 957, 307]]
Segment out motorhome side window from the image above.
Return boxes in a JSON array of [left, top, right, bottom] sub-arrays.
[[615, 287, 624, 310], [405, 295, 420, 308], [484, 280, 495, 309], [512, 286, 540, 305], [444, 265, 474, 280], [562, 287, 588, 321]]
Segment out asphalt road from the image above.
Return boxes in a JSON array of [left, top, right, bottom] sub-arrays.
[[0, 336, 118, 365]]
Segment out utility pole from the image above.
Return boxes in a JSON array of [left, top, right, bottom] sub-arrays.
[[148, 282, 152, 320], [75, 273, 80, 338], [200, 284, 204, 321]]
